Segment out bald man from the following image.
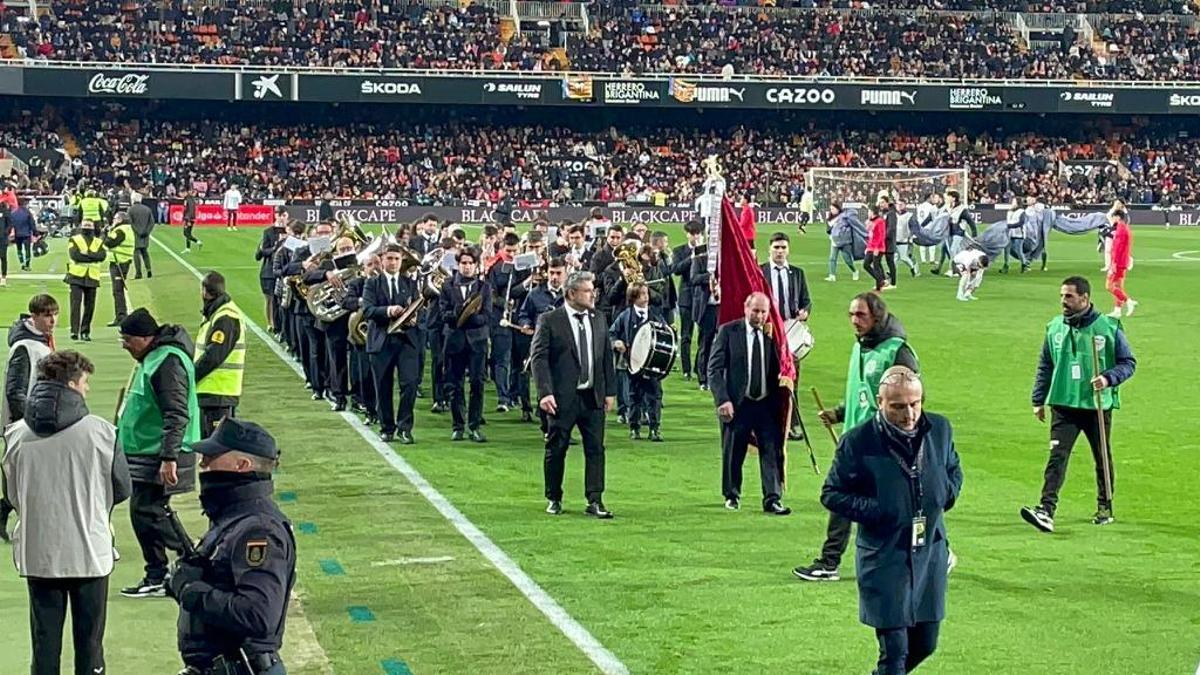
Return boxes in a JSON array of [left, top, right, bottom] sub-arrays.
[[707, 292, 790, 515], [821, 366, 962, 675]]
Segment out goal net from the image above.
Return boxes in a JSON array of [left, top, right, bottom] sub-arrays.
[[804, 167, 970, 222]]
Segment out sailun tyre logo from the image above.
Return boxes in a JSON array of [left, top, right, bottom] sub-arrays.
[[88, 73, 149, 95], [483, 82, 542, 99], [1060, 91, 1114, 107], [764, 87, 836, 105]]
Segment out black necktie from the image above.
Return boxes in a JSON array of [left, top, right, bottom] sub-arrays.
[[750, 329, 764, 400], [390, 277, 398, 304], [575, 312, 591, 388], [776, 268, 788, 318]]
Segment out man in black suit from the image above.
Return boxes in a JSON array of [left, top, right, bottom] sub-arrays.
[[531, 270, 617, 519], [310, 236, 359, 412], [691, 250, 720, 391], [589, 225, 625, 323], [708, 292, 791, 515], [439, 247, 492, 442], [672, 221, 704, 380], [407, 214, 441, 401], [362, 244, 423, 444], [763, 232, 813, 440]]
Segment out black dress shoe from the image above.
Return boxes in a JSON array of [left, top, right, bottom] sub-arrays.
[[451, 430, 465, 442], [469, 429, 487, 443], [724, 498, 740, 511], [330, 400, 347, 412], [546, 500, 563, 515], [380, 432, 395, 442], [398, 431, 414, 445], [617, 414, 627, 425], [764, 501, 792, 516], [81, 334, 91, 342], [520, 410, 533, 423], [788, 429, 805, 441], [311, 392, 323, 401], [649, 429, 663, 442], [70, 334, 79, 341], [365, 415, 378, 426], [585, 502, 614, 519], [629, 428, 641, 440], [416, 388, 426, 399], [107, 319, 123, 327], [352, 402, 368, 414]]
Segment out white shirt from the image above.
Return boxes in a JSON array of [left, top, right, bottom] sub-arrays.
[[896, 212, 913, 242], [953, 249, 986, 271], [223, 188, 242, 210], [570, 308, 594, 390], [634, 306, 648, 324], [770, 265, 790, 316], [744, 320, 767, 400]]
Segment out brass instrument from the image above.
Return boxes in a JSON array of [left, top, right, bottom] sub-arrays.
[[301, 217, 373, 316], [614, 239, 645, 285], [386, 248, 441, 334], [347, 309, 368, 346], [456, 292, 484, 329]]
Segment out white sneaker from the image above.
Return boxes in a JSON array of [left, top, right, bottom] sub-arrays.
[[0, 277, 6, 286], [851, 271, 860, 281], [824, 275, 836, 282], [1123, 299, 1138, 316], [947, 549, 958, 574], [944, 270, 955, 277], [967, 294, 978, 301], [1106, 307, 1122, 318], [180, 249, 189, 254], [957, 295, 970, 302]]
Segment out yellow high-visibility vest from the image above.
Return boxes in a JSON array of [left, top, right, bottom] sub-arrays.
[[66, 234, 104, 282], [194, 301, 246, 398]]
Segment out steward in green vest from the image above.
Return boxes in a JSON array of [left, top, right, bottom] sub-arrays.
[[116, 308, 201, 594], [103, 213, 136, 325], [794, 292, 919, 583], [194, 272, 245, 437], [64, 221, 108, 341], [1021, 276, 1136, 534]]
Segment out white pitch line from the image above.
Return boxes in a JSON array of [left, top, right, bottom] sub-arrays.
[[1, 273, 65, 280], [371, 556, 456, 567], [151, 235, 630, 675]]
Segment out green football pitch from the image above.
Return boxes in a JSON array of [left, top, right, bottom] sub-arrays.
[[1, 224, 1197, 675]]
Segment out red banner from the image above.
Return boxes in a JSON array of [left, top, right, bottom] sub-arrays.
[[167, 203, 275, 227]]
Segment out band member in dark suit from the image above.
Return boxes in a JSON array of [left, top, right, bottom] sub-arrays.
[[563, 225, 593, 272], [428, 238, 458, 413], [486, 233, 524, 412], [407, 215, 440, 401], [309, 236, 358, 411], [255, 219, 286, 333], [589, 225, 625, 323], [517, 258, 567, 434], [361, 244, 423, 444], [531, 270, 617, 519], [672, 222, 704, 380], [284, 222, 334, 399], [342, 256, 377, 424], [440, 248, 493, 443], [763, 232, 813, 439], [691, 250, 720, 391], [609, 283, 665, 441], [708, 292, 791, 515]]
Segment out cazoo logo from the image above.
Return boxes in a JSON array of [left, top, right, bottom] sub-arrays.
[[764, 87, 836, 105]]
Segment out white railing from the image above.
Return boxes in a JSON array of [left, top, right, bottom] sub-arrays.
[[515, 0, 584, 22], [5, 57, 1200, 87], [1077, 14, 1096, 45]]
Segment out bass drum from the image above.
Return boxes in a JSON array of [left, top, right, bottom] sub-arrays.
[[629, 321, 677, 379], [785, 319, 814, 361]]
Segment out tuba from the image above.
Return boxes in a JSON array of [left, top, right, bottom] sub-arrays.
[[303, 217, 374, 320], [347, 309, 368, 346], [614, 239, 645, 285], [387, 248, 449, 334]]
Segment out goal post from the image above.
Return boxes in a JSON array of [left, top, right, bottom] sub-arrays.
[[804, 167, 970, 221]]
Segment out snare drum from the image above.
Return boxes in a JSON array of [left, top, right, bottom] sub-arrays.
[[629, 321, 677, 379], [785, 319, 814, 361]]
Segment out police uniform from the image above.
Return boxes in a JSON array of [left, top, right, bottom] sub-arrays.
[[168, 418, 295, 675], [195, 293, 246, 436], [65, 227, 107, 340]]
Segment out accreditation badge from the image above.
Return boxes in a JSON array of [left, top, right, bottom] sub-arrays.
[[911, 516, 927, 549]]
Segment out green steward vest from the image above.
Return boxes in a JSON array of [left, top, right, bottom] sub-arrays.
[[842, 336, 914, 432], [117, 345, 201, 457], [1045, 315, 1121, 411], [195, 301, 246, 398], [108, 223, 135, 264], [66, 234, 104, 282]]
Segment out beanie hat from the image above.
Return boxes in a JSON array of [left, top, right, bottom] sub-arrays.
[[119, 308, 159, 337]]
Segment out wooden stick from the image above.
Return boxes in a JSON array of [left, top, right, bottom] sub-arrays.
[[811, 387, 840, 445], [1090, 336, 1114, 504]]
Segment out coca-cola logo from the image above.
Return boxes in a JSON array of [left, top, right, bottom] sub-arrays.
[[88, 73, 150, 95]]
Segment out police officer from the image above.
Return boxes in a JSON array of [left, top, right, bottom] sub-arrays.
[[65, 220, 107, 341], [103, 212, 136, 326], [167, 418, 294, 675], [195, 272, 245, 437]]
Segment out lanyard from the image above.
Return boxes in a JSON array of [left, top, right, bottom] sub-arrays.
[[885, 436, 926, 518]]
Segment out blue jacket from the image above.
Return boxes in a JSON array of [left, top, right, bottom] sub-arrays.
[[821, 412, 963, 630], [9, 207, 35, 239], [608, 305, 664, 350]]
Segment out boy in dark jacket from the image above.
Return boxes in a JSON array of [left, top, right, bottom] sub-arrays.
[[609, 282, 665, 441]]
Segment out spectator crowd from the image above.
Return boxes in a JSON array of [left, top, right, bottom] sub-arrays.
[[2, 0, 1199, 80], [8, 102, 1200, 207]]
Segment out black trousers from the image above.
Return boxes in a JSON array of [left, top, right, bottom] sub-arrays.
[[819, 512, 854, 568], [0, 239, 7, 277], [27, 576, 109, 675], [720, 397, 784, 505], [883, 251, 897, 286], [628, 374, 662, 431], [678, 307, 697, 377], [1040, 405, 1114, 515], [133, 246, 151, 277], [510, 333, 533, 412], [109, 261, 131, 321], [490, 326, 514, 405], [371, 341, 420, 435], [200, 404, 236, 438], [183, 224, 199, 248], [129, 482, 184, 581], [324, 322, 350, 400], [544, 390, 607, 503], [696, 305, 718, 386], [864, 252, 887, 290], [875, 621, 940, 675], [303, 319, 328, 394], [226, 210, 238, 228], [14, 236, 31, 267], [427, 327, 446, 404], [68, 284, 97, 337], [350, 347, 376, 413], [445, 342, 486, 431]]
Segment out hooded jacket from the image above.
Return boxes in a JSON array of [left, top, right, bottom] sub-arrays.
[[126, 324, 198, 490], [3, 381, 132, 578], [1031, 305, 1136, 407], [834, 313, 919, 423], [3, 316, 52, 426]]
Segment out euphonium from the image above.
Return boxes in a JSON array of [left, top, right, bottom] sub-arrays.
[[614, 239, 645, 285]]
